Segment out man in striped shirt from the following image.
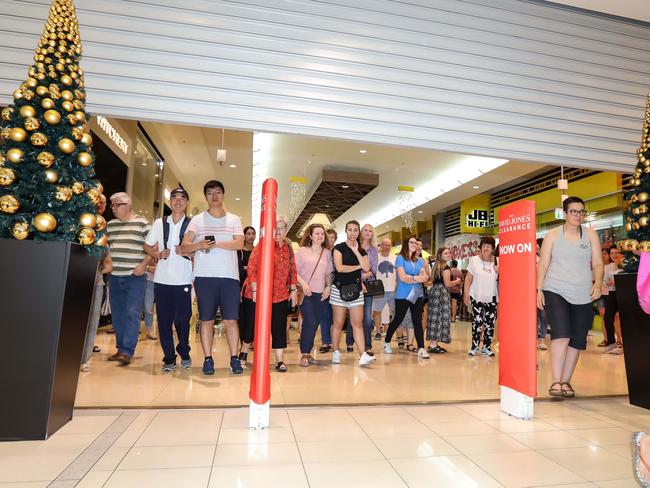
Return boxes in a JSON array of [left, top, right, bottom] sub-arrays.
[[106, 192, 152, 365]]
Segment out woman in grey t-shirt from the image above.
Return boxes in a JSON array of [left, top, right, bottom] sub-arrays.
[[537, 196, 603, 398]]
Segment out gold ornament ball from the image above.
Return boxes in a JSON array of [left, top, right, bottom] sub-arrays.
[[96, 234, 108, 247], [37, 151, 55, 168], [61, 101, 74, 112], [72, 181, 84, 194], [13, 89, 23, 100], [79, 212, 97, 228], [87, 188, 100, 205], [77, 152, 93, 167], [81, 132, 93, 146], [618, 239, 629, 252], [31, 132, 48, 147], [74, 111, 86, 122], [634, 178, 642, 186], [0, 167, 17, 186], [22, 90, 34, 101], [61, 74, 72, 86], [0, 195, 20, 214], [638, 192, 649, 203], [19, 105, 36, 118], [1, 107, 14, 121], [44, 168, 59, 183], [640, 204, 649, 214], [639, 241, 650, 252], [55, 186, 73, 202], [25, 77, 38, 88], [24, 117, 40, 131], [33, 212, 57, 233], [633, 222, 641, 230], [73, 100, 84, 111], [10, 127, 28, 142], [66, 114, 78, 125], [77, 227, 96, 246], [95, 215, 106, 231], [625, 222, 633, 232], [95, 182, 104, 194], [72, 126, 84, 140], [44, 109, 61, 125], [41, 98, 55, 110], [61, 90, 73, 101], [35, 86, 49, 97], [633, 206, 641, 216], [11, 221, 30, 240], [58, 138, 75, 154], [7, 148, 24, 164], [628, 239, 639, 251], [1, 128, 9, 140], [640, 216, 649, 227]]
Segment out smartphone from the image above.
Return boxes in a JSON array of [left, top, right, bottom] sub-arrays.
[[204, 235, 215, 253]]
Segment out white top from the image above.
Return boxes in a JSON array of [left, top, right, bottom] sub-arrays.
[[467, 255, 498, 303], [187, 211, 243, 280], [603, 262, 621, 292], [145, 216, 193, 286], [376, 253, 397, 292]]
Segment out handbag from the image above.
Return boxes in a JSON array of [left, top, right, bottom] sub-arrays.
[[338, 282, 361, 302], [286, 244, 298, 313], [364, 273, 385, 297]]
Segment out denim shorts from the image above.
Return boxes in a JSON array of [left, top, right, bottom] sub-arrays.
[[371, 291, 395, 313], [194, 277, 240, 321]]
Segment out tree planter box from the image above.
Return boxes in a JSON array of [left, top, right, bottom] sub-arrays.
[[615, 272, 650, 411], [0, 239, 97, 440]]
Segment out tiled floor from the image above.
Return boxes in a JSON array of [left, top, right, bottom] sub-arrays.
[[75, 320, 628, 407], [2, 398, 647, 487]]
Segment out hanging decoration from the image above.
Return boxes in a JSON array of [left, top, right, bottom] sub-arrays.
[[398, 185, 415, 231], [0, 0, 105, 255], [288, 176, 307, 224]]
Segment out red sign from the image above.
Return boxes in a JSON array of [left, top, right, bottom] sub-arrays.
[[497, 200, 537, 398]]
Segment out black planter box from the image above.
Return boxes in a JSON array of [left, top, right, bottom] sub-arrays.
[[0, 239, 97, 440], [615, 272, 650, 410]]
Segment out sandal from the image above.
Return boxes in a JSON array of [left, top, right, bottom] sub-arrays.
[[275, 361, 288, 372], [299, 356, 309, 367], [633, 432, 650, 488], [406, 344, 417, 353], [397, 336, 406, 349], [427, 345, 446, 354], [561, 382, 575, 398], [549, 382, 563, 397], [319, 345, 331, 353], [308, 355, 319, 365]]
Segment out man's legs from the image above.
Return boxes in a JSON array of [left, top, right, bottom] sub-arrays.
[[121, 275, 146, 358], [108, 275, 126, 354], [155, 283, 176, 364], [173, 285, 192, 361]]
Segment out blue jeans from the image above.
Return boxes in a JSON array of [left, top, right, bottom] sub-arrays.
[[320, 298, 333, 345], [143, 279, 155, 332], [299, 293, 323, 354], [81, 280, 104, 364], [109, 274, 146, 357], [363, 294, 374, 350]]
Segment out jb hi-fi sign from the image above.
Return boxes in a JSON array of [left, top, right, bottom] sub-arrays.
[[465, 209, 494, 229]]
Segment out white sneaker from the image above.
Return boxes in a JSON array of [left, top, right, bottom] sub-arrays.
[[332, 350, 341, 364], [605, 346, 622, 355], [481, 346, 495, 357], [468, 348, 478, 356], [80, 362, 91, 372], [417, 348, 430, 359], [603, 343, 618, 354], [359, 352, 376, 366], [383, 343, 393, 354]]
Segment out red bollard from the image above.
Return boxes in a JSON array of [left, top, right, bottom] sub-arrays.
[[249, 178, 277, 429]]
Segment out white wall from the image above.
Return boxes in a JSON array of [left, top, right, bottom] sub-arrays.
[[1, 0, 648, 172]]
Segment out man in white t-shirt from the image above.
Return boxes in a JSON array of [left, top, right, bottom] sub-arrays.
[[181, 180, 244, 375], [372, 238, 397, 340], [144, 187, 194, 373]]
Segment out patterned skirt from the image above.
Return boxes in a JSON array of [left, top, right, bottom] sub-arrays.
[[426, 283, 451, 342]]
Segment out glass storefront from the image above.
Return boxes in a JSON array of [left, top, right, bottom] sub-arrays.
[[131, 129, 165, 221]]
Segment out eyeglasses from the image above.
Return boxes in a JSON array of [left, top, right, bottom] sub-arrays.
[[110, 203, 128, 209], [206, 190, 223, 197], [567, 209, 587, 216]]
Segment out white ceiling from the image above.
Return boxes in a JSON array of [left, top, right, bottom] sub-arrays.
[[546, 0, 650, 23]]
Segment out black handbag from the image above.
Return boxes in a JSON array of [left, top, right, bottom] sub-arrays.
[[337, 282, 361, 302], [363, 274, 385, 297]]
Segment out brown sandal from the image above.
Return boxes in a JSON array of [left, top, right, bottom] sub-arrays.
[[549, 382, 563, 397], [561, 382, 575, 398], [299, 356, 309, 367]]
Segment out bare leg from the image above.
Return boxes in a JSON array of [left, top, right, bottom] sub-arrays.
[[200, 320, 215, 356], [451, 298, 458, 322], [373, 311, 382, 335], [560, 346, 581, 384], [349, 306, 365, 354], [331, 305, 347, 351], [274, 348, 284, 364], [550, 338, 570, 383], [241, 342, 250, 354], [614, 313, 622, 345], [223, 319, 239, 356]]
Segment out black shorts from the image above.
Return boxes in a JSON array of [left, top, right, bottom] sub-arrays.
[[543, 290, 593, 350], [449, 293, 461, 302]]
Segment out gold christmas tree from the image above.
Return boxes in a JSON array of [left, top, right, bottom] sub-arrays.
[[0, 0, 106, 254]]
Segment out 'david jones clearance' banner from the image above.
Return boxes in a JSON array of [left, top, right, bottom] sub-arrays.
[[497, 200, 537, 398]]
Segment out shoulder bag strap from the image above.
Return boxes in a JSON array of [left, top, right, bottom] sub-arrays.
[[306, 248, 324, 286]]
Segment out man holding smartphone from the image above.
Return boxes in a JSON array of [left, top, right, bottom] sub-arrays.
[[181, 180, 245, 375]]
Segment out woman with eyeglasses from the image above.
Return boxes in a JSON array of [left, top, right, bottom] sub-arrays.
[[383, 236, 430, 358], [537, 196, 603, 398], [241, 216, 298, 372]]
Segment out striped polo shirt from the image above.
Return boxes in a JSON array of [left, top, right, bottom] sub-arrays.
[[107, 216, 151, 276]]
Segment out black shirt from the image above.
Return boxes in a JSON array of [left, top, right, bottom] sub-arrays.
[[238, 249, 252, 284], [333, 242, 367, 286]]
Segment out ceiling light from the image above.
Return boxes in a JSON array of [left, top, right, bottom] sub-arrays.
[[342, 185, 349, 189], [229, 164, 237, 168], [359, 149, 367, 154], [473, 185, 480, 189], [324, 205, 330, 208], [418, 210, 423, 214], [141, 162, 147, 166], [235, 197, 241, 201]]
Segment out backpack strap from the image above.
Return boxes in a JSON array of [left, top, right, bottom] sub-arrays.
[[179, 216, 190, 242], [162, 217, 170, 251]]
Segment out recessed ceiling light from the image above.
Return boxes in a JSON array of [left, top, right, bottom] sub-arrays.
[[141, 162, 147, 166], [473, 185, 480, 189], [417, 210, 423, 214], [235, 197, 241, 201], [359, 149, 367, 154], [342, 185, 349, 189], [229, 164, 237, 168], [324, 205, 330, 208]]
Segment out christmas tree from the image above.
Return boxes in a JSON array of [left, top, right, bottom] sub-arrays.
[[619, 93, 650, 272], [0, 0, 105, 256]]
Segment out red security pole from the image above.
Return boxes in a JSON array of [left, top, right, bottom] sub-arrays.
[[249, 178, 277, 429]]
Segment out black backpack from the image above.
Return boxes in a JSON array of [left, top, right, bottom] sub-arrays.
[[162, 216, 191, 261]]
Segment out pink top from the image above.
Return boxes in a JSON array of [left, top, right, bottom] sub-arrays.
[[295, 246, 333, 293]]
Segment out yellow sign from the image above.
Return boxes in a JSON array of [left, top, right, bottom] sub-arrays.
[[460, 194, 492, 234], [398, 185, 414, 192]]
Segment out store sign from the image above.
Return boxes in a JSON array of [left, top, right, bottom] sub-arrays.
[[465, 209, 490, 229], [460, 194, 493, 234], [497, 200, 537, 399], [445, 233, 480, 261], [96, 116, 129, 154]]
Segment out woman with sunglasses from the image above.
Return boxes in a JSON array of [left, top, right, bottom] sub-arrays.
[[537, 196, 603, 398]]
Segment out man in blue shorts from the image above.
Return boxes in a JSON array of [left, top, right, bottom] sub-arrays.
[[181, 180, 244, 375]]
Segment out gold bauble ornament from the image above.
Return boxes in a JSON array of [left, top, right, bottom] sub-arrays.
[[633, 207, 641, 216], [37, 151, 55, 167], [41, 98, 55, 109], [96, 234, 108, 247], [11, 221, 30, 240], [55, 62, 65, 72], [1, 107, 14, 121], [628, 239, 639, 251], [60, 74, 72, 86], [640, 216, 649, 227], [55, 186, 73, 202], [0, 128, 9, 140], [66, 114, 78, 125], [95, 182, 104, 195], [61, 90, 73, 101], [77, 227, 96, 246], [72, 181, 84, 194], [625, 222, 633, 232], [634, 178, 642, 186], [31, 132, 48, 147], [79, 212, 97, 228], [73, 100, 84, 111], [13, 89, 23, 100], [22, 90, 34, 101], [86, 188, 100, 205], [638, 192, 649, 203], [639, 241, 650, 252], [61, 101, 74, 112], [58, 138, 75, 154], [0, 195, 20, 214], [633, 223, 641, 230], [71, 126, 83, 140], [7, 148, 24, 164], [77, 152, 92, 167], [35, 86, 49, 97], [74, 89, 85, 100], [74, 111, 86, 122], [36, 73, 45, 81], [95, 215, 106, 231], [32, 212, 57, 232], [44, 168, 59, 183], [25, 77, 38, 88], [9, 127, 27, 142], [43, 109, 61, 125], [81, 132, 93, 146], [0, 168, 17, 186], [24, 117, 40, 131]]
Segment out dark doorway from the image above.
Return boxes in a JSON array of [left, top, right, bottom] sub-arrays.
[[91, 131, 128, 221]]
